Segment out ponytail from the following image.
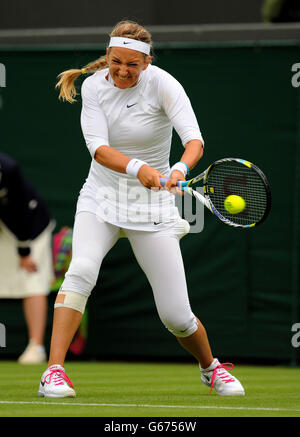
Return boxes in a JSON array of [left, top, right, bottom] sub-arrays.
[[55, 55, 108, 103]]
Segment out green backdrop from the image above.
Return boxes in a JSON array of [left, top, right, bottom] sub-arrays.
[[0, 42, 299, 364]]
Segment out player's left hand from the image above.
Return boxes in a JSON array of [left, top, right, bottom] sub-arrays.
[[165, 170, 185, 195], [19, 255, 38, 273]]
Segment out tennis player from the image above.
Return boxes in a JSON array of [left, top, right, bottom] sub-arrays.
[[38, 20, 245, 398]]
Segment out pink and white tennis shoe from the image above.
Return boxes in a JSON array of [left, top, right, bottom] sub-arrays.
[[38, 364, 76, 398], [200, 358, 245, 396]]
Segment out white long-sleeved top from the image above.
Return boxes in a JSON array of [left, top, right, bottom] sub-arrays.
[[78, 64, 204, 230]]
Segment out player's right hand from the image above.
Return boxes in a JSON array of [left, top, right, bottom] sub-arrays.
[[165, 169, 185, 196]]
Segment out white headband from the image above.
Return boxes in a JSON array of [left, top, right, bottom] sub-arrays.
[[109, 37, 150, 55]]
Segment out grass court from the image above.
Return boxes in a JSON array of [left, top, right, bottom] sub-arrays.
[[0, 360, 299, 418]]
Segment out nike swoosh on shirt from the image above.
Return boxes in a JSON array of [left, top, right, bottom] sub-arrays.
[[126, 103, 137, 108]]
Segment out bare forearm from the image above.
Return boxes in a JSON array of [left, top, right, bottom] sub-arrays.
[[180, 140, 204, 171], [94, 145, 131, 173], [94, 145, 164, 188]]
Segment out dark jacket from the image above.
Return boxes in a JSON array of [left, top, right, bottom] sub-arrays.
[[0, 153, 51, 257]]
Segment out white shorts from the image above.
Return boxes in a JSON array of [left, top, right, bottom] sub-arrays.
[[0, 222, 54, 298]]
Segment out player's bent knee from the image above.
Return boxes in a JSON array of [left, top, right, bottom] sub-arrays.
[[54, 290, 88, 314], [162, 314, 198, 338], [66, 257, 99, 289]]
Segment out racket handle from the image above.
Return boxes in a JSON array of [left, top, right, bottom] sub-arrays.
[[160, 178, 188, 188]]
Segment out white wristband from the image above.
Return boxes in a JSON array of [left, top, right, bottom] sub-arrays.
[[170, 162, 189, 178], [126, 159, 147, 177]]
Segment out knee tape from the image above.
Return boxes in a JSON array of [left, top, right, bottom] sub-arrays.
[[54, 290, 88, 314]]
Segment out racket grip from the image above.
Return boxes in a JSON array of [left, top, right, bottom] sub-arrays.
[[160, 178, 188, 188]]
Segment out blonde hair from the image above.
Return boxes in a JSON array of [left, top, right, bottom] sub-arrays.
[[56, 20, 153, 103]]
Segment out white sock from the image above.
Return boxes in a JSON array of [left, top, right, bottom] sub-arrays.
[[200, 358, 220, 372]]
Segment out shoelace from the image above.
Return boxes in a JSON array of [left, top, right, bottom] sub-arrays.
[[209, 362, 235, 393], [44, 368, 74, 388]]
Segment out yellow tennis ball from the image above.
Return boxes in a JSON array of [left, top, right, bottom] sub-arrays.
[[224, 195, 246, 214]]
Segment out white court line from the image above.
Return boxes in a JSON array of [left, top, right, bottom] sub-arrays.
[[0, 401, 300, 413]]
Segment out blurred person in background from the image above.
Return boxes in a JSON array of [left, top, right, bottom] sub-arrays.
[[0, 152, 54, 364]]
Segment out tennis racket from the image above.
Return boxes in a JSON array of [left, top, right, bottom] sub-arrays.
[[160, 158, 271, 228]]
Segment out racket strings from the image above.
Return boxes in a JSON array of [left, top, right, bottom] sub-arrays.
[[206, 162, 268, 226]]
